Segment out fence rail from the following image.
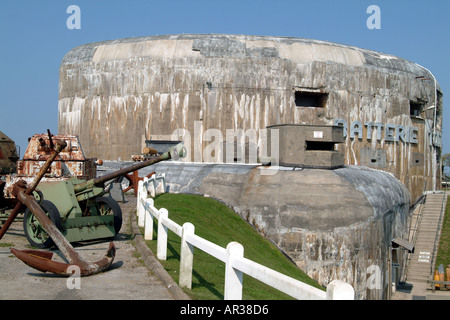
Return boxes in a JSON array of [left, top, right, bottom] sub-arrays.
[[137, 176, 354, 300]]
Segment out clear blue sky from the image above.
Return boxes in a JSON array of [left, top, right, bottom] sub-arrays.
[[1, 0, 449, 157]]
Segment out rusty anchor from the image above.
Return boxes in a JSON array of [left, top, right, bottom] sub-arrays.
[[11, 186, 116, 276], [2, 137, 116, 276]]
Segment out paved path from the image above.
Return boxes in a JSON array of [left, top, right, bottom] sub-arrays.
[[0, 195, 187, 300]]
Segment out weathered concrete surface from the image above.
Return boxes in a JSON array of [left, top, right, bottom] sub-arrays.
[[0, 195, 176, 300], [100, 161, 410, 299], [267, 124, 345, 168], [58, 34, 443, 203]]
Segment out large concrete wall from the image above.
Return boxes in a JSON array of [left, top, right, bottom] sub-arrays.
[[58, 34, 443, 203], [101, 161, 410, 299]]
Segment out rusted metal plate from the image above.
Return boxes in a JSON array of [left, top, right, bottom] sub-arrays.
[[17, 133, 101, 180], [2, 132, 102, 202]]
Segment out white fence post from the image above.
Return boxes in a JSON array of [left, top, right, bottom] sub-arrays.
[[148, 175, 156, 198], [179, 222, 195, 289], [157, 208, 168, 260], [224, 242, 244, 300], [137, 180, 144, 218], [144, 198, 154, 240], [136, 180, 142, 217], [326, 280, 355, 300], [157, 173, 166, 194], [143, 176, 149, 195], [138, 178, 149, 227]]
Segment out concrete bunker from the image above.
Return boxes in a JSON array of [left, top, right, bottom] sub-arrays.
[[267, 124, 344, 169], [58, 34, 442, 299], [58, 33, 443, 203]]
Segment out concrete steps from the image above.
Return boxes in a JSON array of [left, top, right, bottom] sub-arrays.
[[406, 192, 447, 283]]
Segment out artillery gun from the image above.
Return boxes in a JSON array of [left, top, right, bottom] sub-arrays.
[[1, 130, 186, 248]]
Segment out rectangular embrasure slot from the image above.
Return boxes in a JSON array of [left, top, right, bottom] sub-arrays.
[[305, 141, 335, 151]]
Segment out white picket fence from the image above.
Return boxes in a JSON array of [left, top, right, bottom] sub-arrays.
[[136, 176, 354, 300]]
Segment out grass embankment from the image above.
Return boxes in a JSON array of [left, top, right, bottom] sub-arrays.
[[143, 193, 323, 300], [435, 196, 450, 269]]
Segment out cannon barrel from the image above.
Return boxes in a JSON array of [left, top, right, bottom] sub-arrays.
[[73, 143, 186, 194]]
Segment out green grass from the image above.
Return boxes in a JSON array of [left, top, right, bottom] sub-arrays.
[[0, 243, 13, 247], [143, 193, 324, 300], [435, 195, 450, 269]]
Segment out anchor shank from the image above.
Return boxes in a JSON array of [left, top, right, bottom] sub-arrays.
[[0, 139, 67, 240]]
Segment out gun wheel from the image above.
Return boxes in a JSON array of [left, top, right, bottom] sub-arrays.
[[23, 200, 62, 249], [95, 196, 122, 235]]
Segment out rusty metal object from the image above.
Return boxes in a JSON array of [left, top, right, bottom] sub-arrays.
[[2, 130, 102, 208], [122, 144, 184, 195], [143, 147, 158, 156], [132, 146, 158, 162], [17, 131, 101, 180], [131, 154, 144, 162], [122, 170, 155, 195], [10, 186, 115, 276], [0, 139, 67, 240]]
